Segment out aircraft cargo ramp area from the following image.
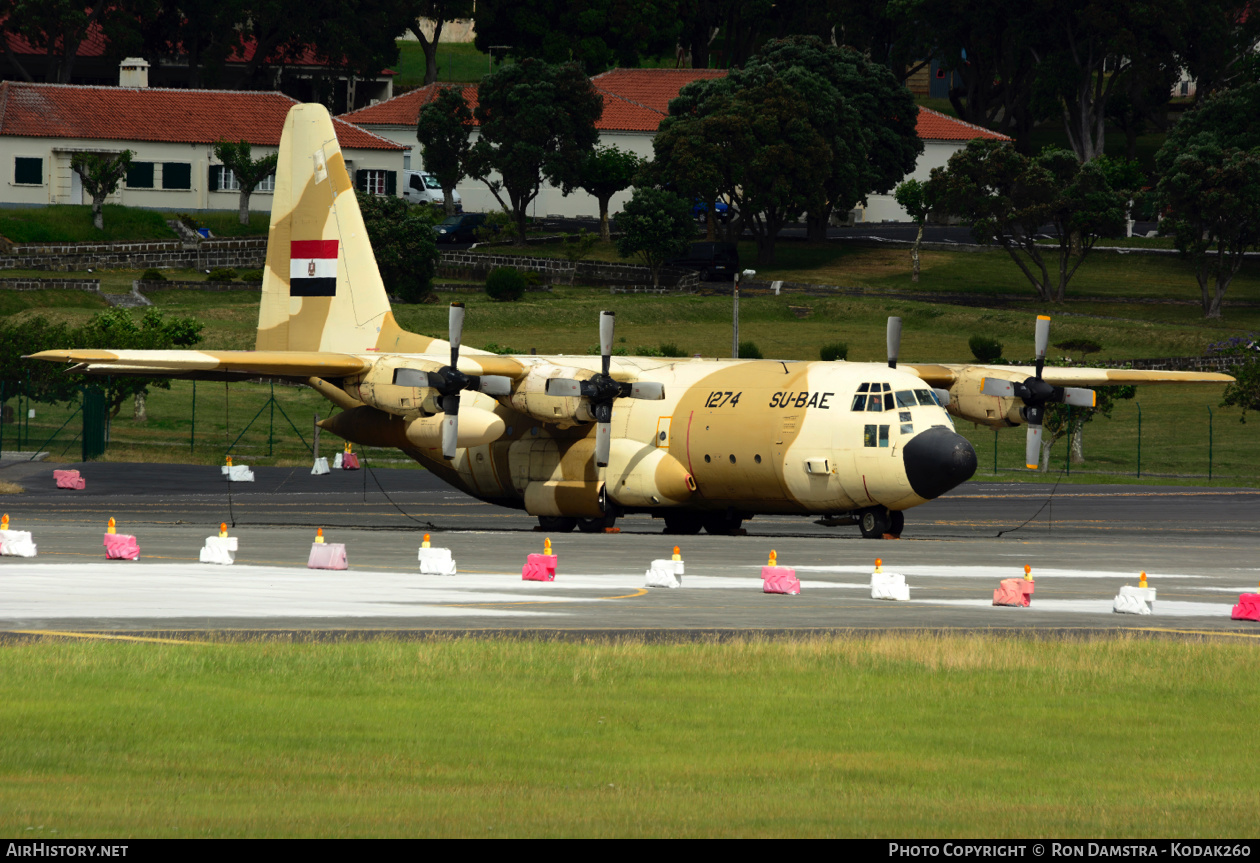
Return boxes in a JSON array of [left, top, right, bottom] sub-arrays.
[[1, 462, 1258, 637]]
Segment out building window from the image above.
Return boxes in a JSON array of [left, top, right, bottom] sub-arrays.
[[162, 162, 192, 190], [355, 169, 396, 196], [209, 166, 274, 193], [126, 162, 155, 189], [13, 157, 42, 185]]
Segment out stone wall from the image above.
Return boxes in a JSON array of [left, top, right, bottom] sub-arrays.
[[0, 277, 101, 292], [0, 237, 267, 271], [437, 250, 698, 290], [135, 280, 261, 293]]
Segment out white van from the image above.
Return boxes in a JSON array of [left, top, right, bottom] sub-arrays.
[[403, 170, 461, 211]]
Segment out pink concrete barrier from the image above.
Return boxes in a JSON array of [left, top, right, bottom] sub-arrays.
[[993, 578, 1034, 607], [307, 542, 348, 570], [103, 533, 139, 560], [522, 553, 557, 581], [1231, 593, 1260, 622], [342, 453, 360, 470], [54, 469, 85, 490], [761, 566, 801, 595]]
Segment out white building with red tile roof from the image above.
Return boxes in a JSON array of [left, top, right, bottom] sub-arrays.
[[0, 80, 404, 211], [340, 68, 1009, 222]]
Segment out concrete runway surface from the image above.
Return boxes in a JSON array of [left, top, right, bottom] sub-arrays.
[[1, 460, 1258, 638]]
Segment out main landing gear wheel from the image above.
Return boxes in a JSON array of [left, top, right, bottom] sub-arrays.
[[859, 507, 891, 539], [662, 513, 704, 535], [702, 513, 744, 535], [577, 515, 617, 533], [537, 516, 577, 533], [889, 510, 905, 537]]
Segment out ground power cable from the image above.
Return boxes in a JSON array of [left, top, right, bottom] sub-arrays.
[[995, 466, 1066, 537], [361, 448, 438, 530]]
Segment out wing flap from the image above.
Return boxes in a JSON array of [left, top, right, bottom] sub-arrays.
[[906, 362, 1233, 387]]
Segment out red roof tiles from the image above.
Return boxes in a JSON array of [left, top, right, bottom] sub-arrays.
[[0, 82, 403, 149], [340, 71, 1010, 143]]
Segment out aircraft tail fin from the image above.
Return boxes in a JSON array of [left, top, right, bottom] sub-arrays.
[[256, 104, 435, 355]]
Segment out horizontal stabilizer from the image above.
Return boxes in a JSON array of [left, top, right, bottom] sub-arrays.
[[27, 349, 370, 378]]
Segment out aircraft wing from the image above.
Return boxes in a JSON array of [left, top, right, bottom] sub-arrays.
[[902, 363, 1234, 387], [26, 349, 373, 379]]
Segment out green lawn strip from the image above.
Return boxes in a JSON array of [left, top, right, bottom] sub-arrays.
[[394, 40, 495, 86], [0, 205, 177, 243], [0, 636, 1254, 837], [180, 211, 270, 238]]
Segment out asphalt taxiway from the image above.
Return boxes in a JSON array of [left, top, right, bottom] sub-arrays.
[[1, 460, 1258, 638]]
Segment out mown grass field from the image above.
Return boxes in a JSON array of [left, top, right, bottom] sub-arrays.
[[0, 635, 1255, 838], [0, 205, 177, 243]]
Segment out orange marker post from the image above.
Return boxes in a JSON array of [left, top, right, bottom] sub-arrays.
[[315, 527, 325, 544], [219, 522, 228, 538], [874, 557, 883, 574], [107, 517, 116, 535], [672, 545, 681, 562], [422, 533, 431, 549]]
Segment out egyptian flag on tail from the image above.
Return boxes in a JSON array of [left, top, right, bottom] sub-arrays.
[[290, 240, 338, 296]]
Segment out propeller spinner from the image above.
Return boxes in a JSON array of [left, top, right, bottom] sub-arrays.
[[980, 315, 1096, 469], [391, 302, 512, 459], [545, 310, 665, 467]]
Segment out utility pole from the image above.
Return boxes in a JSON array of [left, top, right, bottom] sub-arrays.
[[733, 269, 754, 358]]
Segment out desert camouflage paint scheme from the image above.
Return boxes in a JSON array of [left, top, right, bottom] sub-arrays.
[[29, 104, 1234, 536]]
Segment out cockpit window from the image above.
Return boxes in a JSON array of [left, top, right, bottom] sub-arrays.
[[895, 390, 917, 408], [857, 383, 870, 393], [883, 392, 895, 410], [866, 395, 883, 412], [915, 389, 936, 406], [882, 383, 891, 392], [851, 394, 867, 411]]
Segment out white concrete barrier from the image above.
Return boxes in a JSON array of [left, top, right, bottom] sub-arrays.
[[0, 529, 37, 557], [221, 464, 255, 482], [199, 535, 238, 565], [1113, 585, 1156, 615], [870, 570, 910, 601], [418, 546, 457, 575], [311, 457, 330, 475], [645, 559, 683, 589]]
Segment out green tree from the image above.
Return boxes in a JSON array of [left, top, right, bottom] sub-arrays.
[[0, 0, 111, 83], [0, 317, 78, 410], [577, 145, 640, 242], [474, 0, 680, 74], [70, 151, 134, 231], [212, 140, 278, 226], [615, 188, 695, 287], [893, 178, 935, 282], [72, 308, 204, 420], [1209, 333, 1260, 422], [654, 78, 831, 265], [401, 0, 475, 85], [465, 59, 603, 244], [415, 86, 474, 216], [1034, 358, 1135, 470], [926, 140, 1132, 301], [1152, 141, 1260, 318], [356, 191, 440, 304]]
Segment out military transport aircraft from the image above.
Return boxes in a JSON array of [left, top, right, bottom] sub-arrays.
[[28, 104, 1234, 538]]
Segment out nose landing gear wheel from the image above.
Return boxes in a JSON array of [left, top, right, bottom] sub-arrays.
[[859, 507, 891, 539], [702, 513, 744, 535], [537, 516, 577, 533]]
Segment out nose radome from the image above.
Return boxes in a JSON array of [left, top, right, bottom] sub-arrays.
[[902, 426, 977, 500]]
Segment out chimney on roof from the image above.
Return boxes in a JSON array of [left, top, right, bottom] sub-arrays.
[[119, 57, 149, 88]]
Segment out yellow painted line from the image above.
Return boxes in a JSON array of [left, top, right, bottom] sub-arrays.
[[10, 629, 210, 645], [440, 587, 650, 608]]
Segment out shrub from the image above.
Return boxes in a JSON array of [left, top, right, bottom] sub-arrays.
[[737, 341, 763, 360], [479, 342, 520, 355], [658, 343, 686, 357], [586, 344, 629, 356], [562, 229, 598, 263], [633, 345, 663, 357], [819, 342, 849, 362], [969, 335, 1004, 363], [521, 270, 542, 289], [206, 267, 237, 282], [139, 268, 166, 282], [238, 269, 264, 283], [177, 213, 203, 230], [485, 266, 526, 301]]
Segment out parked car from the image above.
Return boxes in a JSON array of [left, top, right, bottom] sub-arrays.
[[433, 212, 488, 243], [665, 241, 739, 281], [404, 170, 461, 211], [691, 199, 731, 222]]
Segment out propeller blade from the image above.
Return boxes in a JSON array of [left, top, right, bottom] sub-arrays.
[[545, 378, 584, 397], [441, 394, 460, 459], [1062, 387, 1096, 408], [599, 310, 615, 377], [629, 381, 665, 400], [886, 316, 901, 369], [595, 421, 612, 467], [932, 388, 952, 407], [1025, 424, 1042, 470], [477, 375, 512, 396], [981, 377, 1015, 398], [1034, 314, 1050, 378], [393, 368, 431, 388], [449, 302, 465, 368]]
